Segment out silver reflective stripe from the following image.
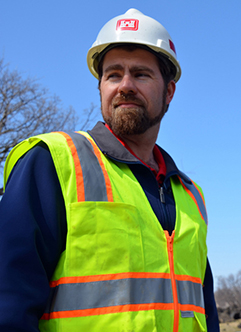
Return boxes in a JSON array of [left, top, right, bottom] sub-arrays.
[[181, 178, 208, 225], [177, 279, 204, 309], [45, 278, 173, 313], [67, 132, 108, 201]]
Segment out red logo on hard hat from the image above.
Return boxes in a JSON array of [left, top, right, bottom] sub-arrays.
[[169, 40, 176, 55], [116, 19, 139, 31]]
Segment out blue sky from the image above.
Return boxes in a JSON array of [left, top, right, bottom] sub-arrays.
[[1, 1, 240, 287]]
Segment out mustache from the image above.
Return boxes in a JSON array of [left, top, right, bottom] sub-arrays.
[[112, 95, 145, 108]]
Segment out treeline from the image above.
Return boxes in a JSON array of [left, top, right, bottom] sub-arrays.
[[215, 270, 241, 322]]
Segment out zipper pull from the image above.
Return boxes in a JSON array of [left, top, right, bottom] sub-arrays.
[[168, 232, 174, 251], [165, 230, 175, 252], [160, 186, 165, 203]]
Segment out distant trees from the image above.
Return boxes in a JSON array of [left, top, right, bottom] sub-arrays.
[[215, 270, 241, 310], [0, 57, 97, 195]]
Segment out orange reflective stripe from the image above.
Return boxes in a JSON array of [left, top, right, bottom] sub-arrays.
[[58, 131, 85, 201], [179, 304, 205, 315], [175, 274, 202, 284], [42, 303, 175, 320], [78, 132, 113, 202], [49, 272, 172, 287]]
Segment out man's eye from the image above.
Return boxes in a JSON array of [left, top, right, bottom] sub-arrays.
[[107, 73, 120, 79], [135, 72, 149, 78]]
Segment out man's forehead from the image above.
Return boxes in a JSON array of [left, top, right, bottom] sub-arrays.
[[102, 47, 159, 70]]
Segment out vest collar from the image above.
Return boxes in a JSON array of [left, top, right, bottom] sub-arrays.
[[88, 121, 191, 184]]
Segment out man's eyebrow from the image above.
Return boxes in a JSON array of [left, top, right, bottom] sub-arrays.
[[103, 64, 123, 73], [103, 64, 155, 75], [130, 66, 155, 75]]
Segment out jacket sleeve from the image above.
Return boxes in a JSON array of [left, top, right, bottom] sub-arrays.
[[204, 259, 220, 331], [0, 142, 67, 332]]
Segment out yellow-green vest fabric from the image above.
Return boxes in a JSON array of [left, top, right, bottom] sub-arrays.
[[4, 131, 208, 332]]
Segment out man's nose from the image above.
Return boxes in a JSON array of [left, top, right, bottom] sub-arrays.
[[117, 74, 137, 95]]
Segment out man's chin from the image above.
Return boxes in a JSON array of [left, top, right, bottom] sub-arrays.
[[102, 106, 163, 137]]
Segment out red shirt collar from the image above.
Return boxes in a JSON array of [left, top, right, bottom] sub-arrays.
[[105, 124, 166, 185]]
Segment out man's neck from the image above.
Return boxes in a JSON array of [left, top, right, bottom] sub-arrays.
[[119, 125, 160, 170], [105, 122, 160, 170], [105, 123, 166, 177]]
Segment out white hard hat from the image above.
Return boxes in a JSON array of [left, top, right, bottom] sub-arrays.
[[87, 8, 181, 82]]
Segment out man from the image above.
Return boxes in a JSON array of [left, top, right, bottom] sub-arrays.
[[0, 9, 219, 332]]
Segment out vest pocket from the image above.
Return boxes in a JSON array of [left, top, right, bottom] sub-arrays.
[[66, 201, 160, 276]]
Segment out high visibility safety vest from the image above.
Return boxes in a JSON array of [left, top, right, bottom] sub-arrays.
[[4, 131, 208, 332]]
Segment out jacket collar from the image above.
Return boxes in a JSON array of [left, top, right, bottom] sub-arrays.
[[88, 121, 191, 183]]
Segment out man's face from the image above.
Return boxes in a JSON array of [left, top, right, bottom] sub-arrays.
[[99, 47, 175, 137]]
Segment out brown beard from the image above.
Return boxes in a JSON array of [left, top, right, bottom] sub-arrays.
[[101, 92, 167, 137]]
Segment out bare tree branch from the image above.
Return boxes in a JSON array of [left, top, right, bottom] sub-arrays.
[[0, 57, 99, 196], [80, 103, 98, 131], [0, 57, 82, 195]]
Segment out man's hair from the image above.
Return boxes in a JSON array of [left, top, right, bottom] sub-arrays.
[[97, 43, 175, 89]]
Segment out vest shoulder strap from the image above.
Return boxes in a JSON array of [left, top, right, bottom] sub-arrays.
[[178, 173, 208, 225]]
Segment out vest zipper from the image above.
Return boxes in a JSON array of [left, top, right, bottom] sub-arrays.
[[159, 185, 170, 233], [165, 230, 179, 332], [160, 186, 165, 203]]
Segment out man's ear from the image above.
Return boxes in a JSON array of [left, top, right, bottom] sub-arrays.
[[166, 80, 176, 105]]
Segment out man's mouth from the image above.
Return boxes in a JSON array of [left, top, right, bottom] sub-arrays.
[[116, 102, 140, 108], [113, 96, 144, 109]]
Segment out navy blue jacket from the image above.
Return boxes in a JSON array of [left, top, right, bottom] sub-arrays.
[[0, 122, 219, 331]]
